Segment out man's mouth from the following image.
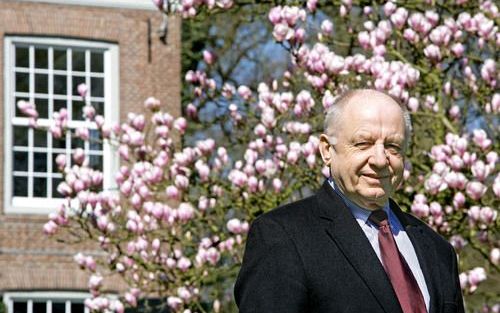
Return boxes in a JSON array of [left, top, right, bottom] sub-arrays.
[[362, 173, 390, 179]]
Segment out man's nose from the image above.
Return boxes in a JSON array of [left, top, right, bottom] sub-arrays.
[[369, 144, 389, 168]]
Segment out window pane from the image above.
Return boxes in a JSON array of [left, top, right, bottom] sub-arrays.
[[52, 135, 66, 149], [54, 75, 67, 95], [91, 52, 104, 72], [53, 177, 64, 198], [89, 130, 102, 151], [35, 98, 49, 119], [52, 302, 65, 313], [72, 50, 86, 71], [89, 155, 103, 171], [13, 151, 28, 171], [13, 301, 28, 313], [34, 152, 48, 172], [71, 303, 85, 313], [13, 126, 29, 146], [90, 77, 104, 97], [33, 177, 47, 197], [33, 301, 47, 313], [35, 48, 49, 69], [35, 73, 48, 94], [72, 76, 85, 96], [15, 47, 30, 68], [54, 49, 67, 70], [72, 100, 85, 121], [71, 135, 85, 149], [91, 101, 104, 116], [53, 99, 67, 114], [15, 72, 30, 93], [13, 176, 28, 197], [34, 128, 47, 147]]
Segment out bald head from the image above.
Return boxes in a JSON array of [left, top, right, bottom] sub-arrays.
[[324, 89, 412, 149]]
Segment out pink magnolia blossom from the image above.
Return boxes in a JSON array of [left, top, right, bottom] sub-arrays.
[[268, 6, 281, 24], [206, 247, 221, 265], [237, 85, 252, 100], [429, 25, 452, 46], [490, 248, 500, 265], [178, 203, 195, 222], [411, 201, 430, 218], [472, 129, 492, 150], [486, 151, 498, 165], [424, 173, 447, 194], [321, 20, 333, 35], [83, 105, 96, 120], [471, 160, 491, 181], [403, 28, 419, 44], [17, 100, 39, 119], [467, 267, 487, 292], [124, 291, 138, 307], [449, 235, 467, 250], [272, 178, 282, 192], [77, 83, 88, 98], [227, 218, 244, 234], [273, 23, 294, 42], [202, 50, 216, 65], [57, 182, 73, 197], [173, 117, 188, 134], [254, 124, 267, 137], [88, 274, 103, 290], [466, 181, 487, 200], [423, 44, 441, 62], [55, 154, 67, 170], [383, 1, 397, 16], [111, 300, 124, 313], [479, 206, 497, 225], [453, 192, 466, 208], [306, 0, 317, 12], [451, 43, 465, 57], [390, 8, 408, 29], [295, 28, 306, 43], [43, 220, 58, 235], [144, 97, 161, 110]]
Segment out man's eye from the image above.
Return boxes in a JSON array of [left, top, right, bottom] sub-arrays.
[[385, 144, 402, 153], [354, 142, 370, 149]]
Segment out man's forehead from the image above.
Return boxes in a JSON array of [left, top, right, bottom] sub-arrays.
[[351, 130, 406, 140]]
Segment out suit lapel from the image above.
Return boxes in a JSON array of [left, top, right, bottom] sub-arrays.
[[316, 182, 403, 313], [390, 201, 443, 313]]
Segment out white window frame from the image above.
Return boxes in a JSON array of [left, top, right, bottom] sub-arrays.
[[3, 36, 120, 215], [16, 0, 157, 10], [3, 291, 91, 313]]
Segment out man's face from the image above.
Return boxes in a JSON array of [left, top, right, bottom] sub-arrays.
[[320, 93, 406, 210]]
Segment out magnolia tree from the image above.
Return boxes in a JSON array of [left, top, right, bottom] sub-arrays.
[[17, 0, 499, 312]]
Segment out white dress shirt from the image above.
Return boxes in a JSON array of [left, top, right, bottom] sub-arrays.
[[329, 179, 430, 312]]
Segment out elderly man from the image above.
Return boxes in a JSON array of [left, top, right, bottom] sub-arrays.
[[234, 89, 464, 313]]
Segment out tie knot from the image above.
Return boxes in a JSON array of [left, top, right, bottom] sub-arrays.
[[368, 209, 388, 227]]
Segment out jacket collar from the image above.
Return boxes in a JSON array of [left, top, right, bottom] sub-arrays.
[[316, 181, 403, 313]]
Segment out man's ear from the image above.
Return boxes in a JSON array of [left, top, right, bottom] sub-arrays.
[[319, 134, 333, 165]]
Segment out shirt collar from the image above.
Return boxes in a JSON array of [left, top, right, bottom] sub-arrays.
[[328, 178, 391, 226]]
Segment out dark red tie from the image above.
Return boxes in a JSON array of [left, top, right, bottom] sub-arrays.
[[369, 210, 427, 313]]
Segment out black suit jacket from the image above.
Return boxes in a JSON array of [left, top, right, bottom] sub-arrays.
[[234, 181, 465, 313]]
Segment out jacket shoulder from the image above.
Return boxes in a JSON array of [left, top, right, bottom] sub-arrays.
[[255, 194, 318, 225]]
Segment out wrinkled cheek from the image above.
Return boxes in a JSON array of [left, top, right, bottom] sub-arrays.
[[392, 171, 404, 189]]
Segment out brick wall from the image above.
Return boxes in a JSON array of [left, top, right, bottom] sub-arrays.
[[0, 0, 181, 292]]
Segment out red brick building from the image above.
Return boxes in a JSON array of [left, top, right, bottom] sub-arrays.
[[0, 1, 181, 312]]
